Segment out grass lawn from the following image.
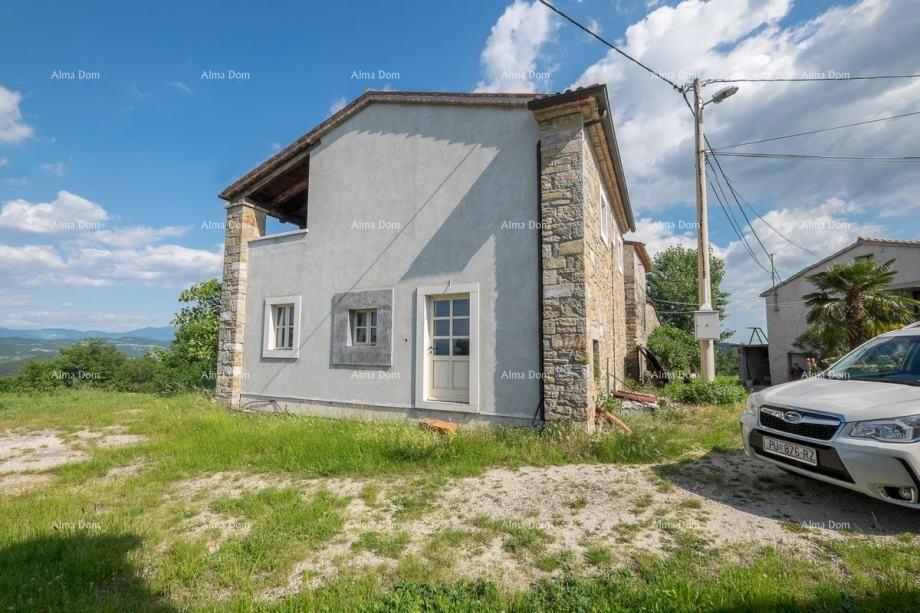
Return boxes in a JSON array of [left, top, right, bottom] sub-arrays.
[[0, 390, 918, 611]]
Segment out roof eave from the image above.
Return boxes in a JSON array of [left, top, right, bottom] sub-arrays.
[[219, 90, 541, 202]]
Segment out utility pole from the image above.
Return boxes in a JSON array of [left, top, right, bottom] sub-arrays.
[[770, 253, 779, 312], [693, 77, 716, 382]]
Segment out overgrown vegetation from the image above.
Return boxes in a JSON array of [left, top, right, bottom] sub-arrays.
[[646, 325, 738, 380], [663, 375, 748, 405], [0, 279, 221, 394]]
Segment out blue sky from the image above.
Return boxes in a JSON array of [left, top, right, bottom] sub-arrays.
[[1, 0, 917, 336]]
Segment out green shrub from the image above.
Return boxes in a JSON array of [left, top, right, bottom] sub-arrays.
[[647, 325, 699, 375], [664, 375, 746, 405]]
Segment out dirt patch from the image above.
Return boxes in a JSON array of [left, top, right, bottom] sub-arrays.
[[71, 427, 147, 449], [0, 428, 147, 479], [166, 454, 920, 600], [0, 430, 89, 474]]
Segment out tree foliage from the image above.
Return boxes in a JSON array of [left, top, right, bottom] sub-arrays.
[[646, 246, 731, 336], [647, 326, 699, 376], [803, 258, 920, 350]]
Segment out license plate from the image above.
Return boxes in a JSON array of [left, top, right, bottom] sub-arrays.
[[762, 436, 817, 466]]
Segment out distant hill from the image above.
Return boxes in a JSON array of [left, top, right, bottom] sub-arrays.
[[0, 335, 174, 377], [0, 326, 177, 342]]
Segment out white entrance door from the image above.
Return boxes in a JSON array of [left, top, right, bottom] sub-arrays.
[[427, 295, 470, 403]]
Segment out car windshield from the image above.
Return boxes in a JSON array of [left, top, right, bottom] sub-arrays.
[[825, 334, 920, 386]]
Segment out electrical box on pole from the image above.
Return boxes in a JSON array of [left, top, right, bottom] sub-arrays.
[[694, 309, 720, 341]]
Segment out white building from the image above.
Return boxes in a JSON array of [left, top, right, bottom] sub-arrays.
[[761, 237, 920, 385]]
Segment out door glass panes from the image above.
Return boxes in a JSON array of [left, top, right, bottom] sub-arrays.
[[434, 300, 451, 317], [432, 296, 470, 357], [453, 299, 470, 317], [434, 339, 450, 356]]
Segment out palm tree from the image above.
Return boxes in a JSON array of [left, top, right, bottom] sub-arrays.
[[803, 258, 920, 350]]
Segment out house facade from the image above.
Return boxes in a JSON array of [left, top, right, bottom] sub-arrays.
[[214, 85, 654, 428], [761, 237, 920, 385]]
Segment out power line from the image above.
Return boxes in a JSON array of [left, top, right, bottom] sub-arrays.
[[705, 74, 920, 84], [707, 153, 820, 258], [714, 152, 920, 162], [716, 110, 920, 150], [536, 0, 683, 92], [706, 161, 774, 275], [706, 145, 775, 267]]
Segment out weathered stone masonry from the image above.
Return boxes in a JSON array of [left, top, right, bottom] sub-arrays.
[[215, 200, 265, 407], [536, 101, 591, 425], [535, 97, 630, 429]]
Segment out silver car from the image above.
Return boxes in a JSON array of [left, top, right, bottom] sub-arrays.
[[741, 325, 920, 508]]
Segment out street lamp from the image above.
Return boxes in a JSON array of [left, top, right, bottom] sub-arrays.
[[692, 79, 739, 382], [709, 85, 739, 105]]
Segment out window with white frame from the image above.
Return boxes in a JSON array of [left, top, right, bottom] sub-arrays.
[[599, 185, 610, 245], [272, 303, 295, 350], [350, 308, 378, 346], [263, 295, 301, 358]]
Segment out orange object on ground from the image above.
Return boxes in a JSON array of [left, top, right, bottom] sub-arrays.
[[418, 418, 458, 433]]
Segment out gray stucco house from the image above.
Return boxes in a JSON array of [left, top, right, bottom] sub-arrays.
[[761, 237, 920, 385], [214, 85, 656, 428]]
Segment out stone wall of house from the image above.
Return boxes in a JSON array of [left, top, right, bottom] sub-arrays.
[[582, 136, 627, 406], [215, 200, 265, 408], [535, 102, 591, 425], [623, 244, 661, 380], [624, 245, 646, 379], [535, 99, 628, 429]]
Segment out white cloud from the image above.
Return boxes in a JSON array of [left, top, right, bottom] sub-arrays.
[[4, 176, 28, 186], [0, 189, 219, 288], [558, 0, 920, 335], [40, 161, 66, 176], [1, 240, 220, 288], [169, 81, 192, 94], [0, 191, 109, 234], [0, 85, 33, 144], [625, 216, 699, 257], [0, 293, 30, 307], [0, 293, 32, 307], [0, 244, 65, 271], [475, 0, 558, 93], [64, 244, 221, 283], [329, 96, 347, 116], [88, 225, 189, 248], [0, 157, 8, 167], [571, 0, 920, 212], [23, 273, 113, 287]]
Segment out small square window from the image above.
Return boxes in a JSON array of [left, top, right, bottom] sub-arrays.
[[350, 309, 378, 346]]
